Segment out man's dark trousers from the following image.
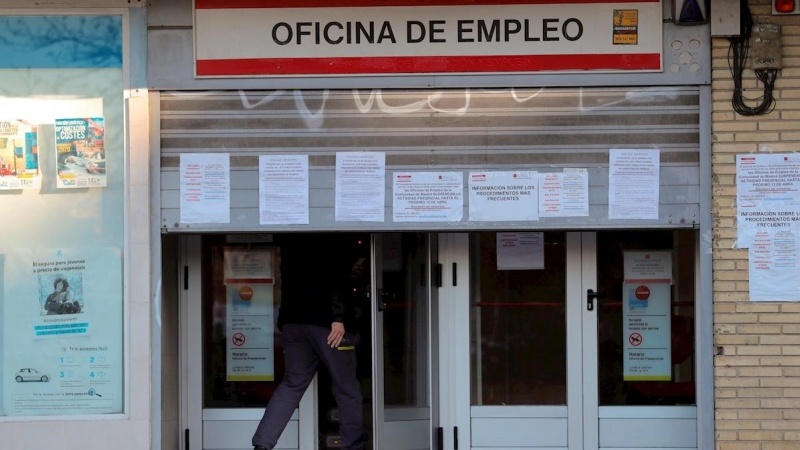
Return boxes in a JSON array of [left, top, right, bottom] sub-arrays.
[[252, 324, 365, 450]]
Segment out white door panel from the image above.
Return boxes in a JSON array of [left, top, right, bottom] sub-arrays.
[[471, 418, 568, 447], [599, 419, 697, 448]]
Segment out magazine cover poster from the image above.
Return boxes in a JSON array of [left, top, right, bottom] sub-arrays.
[[0, 119, 40, 190], [55, 117, 106, 189]]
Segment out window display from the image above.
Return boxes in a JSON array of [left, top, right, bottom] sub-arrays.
[[0, 15, 125, 417]]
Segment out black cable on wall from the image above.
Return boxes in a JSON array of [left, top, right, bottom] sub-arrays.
[[727, 3, 778, 116]]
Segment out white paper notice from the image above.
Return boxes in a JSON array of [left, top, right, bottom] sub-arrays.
[[623, 251, 672, 283], [749, 230, 800, 302], [259, 155, 309, 225], [608, 149, 660, 220], [393, 172, 463, 222], [468, 171, 538, 221], [539, 171, 589, 217], [737, 154, 800, 248], [496, 232, 545, 270], [180, 153, 230, 224], [336, 152, 385, 222]]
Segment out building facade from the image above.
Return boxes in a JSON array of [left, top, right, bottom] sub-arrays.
[[0, 0, 793, 449]]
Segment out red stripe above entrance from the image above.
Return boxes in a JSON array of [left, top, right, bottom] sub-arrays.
[[196, 54, 661, 76], [196, 0, 658, 8]]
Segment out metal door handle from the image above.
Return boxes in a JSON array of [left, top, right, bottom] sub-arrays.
[[378, 289, 387, 312], [587, 289, 603, 311]]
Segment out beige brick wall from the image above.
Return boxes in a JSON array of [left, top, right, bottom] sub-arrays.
[[713, 0, 800, 449]]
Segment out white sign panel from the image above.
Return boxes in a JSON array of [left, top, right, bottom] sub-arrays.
[[259, 155, 309, 225], [624, 251, 672, 283], [608, 149, 660, 220], [538, 171, 589, 217], [737, 154, 800, 248], [224, 248, 275, 381], [194, 0, 663, 77], [749, 230, 800, 302], [468, 171, 538, 222], [336, 152, 386, 222], [180, 153, 230, 224], [393, 172, 463, 222], [496, 232, 544, 270]]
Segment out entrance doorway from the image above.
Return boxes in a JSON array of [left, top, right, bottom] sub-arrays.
[[179, 230, 697, 450], [439, 231, 697, 450]]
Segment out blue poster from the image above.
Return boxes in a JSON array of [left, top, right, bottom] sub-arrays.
[[2, 247, 122, 415]]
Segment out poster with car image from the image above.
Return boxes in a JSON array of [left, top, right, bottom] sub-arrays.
[[2, 247, 122, 416], [0, 119, 40, 190], [55, 117, 106, 188]]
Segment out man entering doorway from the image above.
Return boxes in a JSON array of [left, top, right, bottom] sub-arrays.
[[252, 245, 366, 450]]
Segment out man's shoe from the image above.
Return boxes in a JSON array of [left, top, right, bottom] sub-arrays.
[[254, 446, 270, 450]]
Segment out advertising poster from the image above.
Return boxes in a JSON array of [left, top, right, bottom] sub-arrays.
[[612, 9, 639, 45], [736, 154, 800, 248], [2, 247, 123, 416], [0, 120, 39, 190], [468, 171, 538, 222], [259, 154, 309, 225], [393, 172, 464, 222], [749, 230, 800, 302], [622, 282, 672, 381], [180, 153, 231, 224], [538, 171, 589, 217], [608, 149, 660, 220], [335, 152, 386, 222], [224, 248, 275, 381], [55, 117, 106, 189], [496, 232, 544, 270]]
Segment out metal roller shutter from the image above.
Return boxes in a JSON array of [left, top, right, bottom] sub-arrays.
[[159, 87, 700, 232]]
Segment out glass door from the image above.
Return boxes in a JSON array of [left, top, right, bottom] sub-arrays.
[[184, 233, 378, 450], [587, 230, 697, 450], [441, 231, 584, 450], [442, 231, 698, 450], [373, 233, 438, 450], [183, 234, 318, 450]]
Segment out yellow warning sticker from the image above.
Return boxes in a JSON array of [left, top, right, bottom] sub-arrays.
[[613, 9, 639, 45]]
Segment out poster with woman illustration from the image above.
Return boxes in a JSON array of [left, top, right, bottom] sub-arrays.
[[55, 117, 106, 189], [2, 247, 122, 416]]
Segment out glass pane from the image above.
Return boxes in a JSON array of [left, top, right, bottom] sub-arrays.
[[470, 232, 567, 406], [201, 233, 373, 415], [201, 235, 283, 408], [597, 230, 696, 406], [0, 15, 125, 417], [382, 233, 429, 409]]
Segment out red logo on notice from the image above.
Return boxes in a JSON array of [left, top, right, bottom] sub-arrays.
[[635, 286, 650, 300]]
